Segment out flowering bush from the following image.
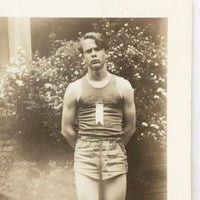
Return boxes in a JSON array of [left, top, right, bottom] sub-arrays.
[[0, 19, 167, 159], [93, 19, 167, 146]]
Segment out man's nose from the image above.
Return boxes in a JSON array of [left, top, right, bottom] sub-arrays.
[[91, 49, 97, 56]]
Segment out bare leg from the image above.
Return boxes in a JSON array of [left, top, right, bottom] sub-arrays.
[[102, 174, 127, 200], [75, 172, 100, 200]]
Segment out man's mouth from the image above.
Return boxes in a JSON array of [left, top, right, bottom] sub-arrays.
[[91, 59, 100, 64]]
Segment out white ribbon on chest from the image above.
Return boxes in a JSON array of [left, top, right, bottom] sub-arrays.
[[95, 103, 104, 125]]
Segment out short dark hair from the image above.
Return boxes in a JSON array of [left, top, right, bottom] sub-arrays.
[[79, 32, 108, 54]]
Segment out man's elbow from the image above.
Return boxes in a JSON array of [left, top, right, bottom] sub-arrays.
[[131, 124, 136, 135], [129, 127, 135, 136], [61, 126, 76, 137], [126, 126, 135, 136], [61, 130, 68, 141], [61, 129, 67, 137], [132, 127, 136, 135], [61, 127, 70, 137]]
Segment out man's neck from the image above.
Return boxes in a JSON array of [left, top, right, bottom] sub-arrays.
[[86, 72, 111, 88], [87, 66, 109, 81]]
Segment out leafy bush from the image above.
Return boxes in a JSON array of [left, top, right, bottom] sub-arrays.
[[92, 19, 167, 144], [0, 19, 167, 160]]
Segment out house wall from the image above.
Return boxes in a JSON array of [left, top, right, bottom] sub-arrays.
[[0, 18, 9, 72], [8, 18, 32, 62], [0, 17, 32, 72]]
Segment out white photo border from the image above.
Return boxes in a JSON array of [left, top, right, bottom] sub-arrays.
[[0, 1, 192, 200]]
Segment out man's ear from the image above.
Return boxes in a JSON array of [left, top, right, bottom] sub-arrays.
[[82, 59, 85, 65], [80, 53, 85, 61], [105, 49, 109, 58]]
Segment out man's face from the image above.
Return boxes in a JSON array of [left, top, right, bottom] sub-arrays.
[[81, 38, 107, 72]]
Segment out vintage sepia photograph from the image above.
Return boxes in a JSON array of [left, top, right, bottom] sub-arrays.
[[0, 17, 168, 200]]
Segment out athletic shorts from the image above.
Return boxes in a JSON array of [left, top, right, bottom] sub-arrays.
[[74, 135, 128, 180]]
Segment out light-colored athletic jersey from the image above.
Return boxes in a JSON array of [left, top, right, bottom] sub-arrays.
[[77, 74, 123, 136]]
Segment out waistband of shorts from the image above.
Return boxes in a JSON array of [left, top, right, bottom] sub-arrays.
[[77, 134, 123, 141]]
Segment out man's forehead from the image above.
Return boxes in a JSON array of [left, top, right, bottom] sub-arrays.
[[81, 38, 97, 49]]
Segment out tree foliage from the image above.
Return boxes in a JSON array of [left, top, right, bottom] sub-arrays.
[[0, 19, 167, 159]]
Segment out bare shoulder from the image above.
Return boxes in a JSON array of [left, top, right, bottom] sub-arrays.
[[64, 78, 82, 102], [67, 79, 82, 92], [116, 76, 132, 88], [116, 75, 134, 98]]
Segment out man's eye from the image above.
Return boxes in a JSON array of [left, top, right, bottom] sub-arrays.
[[85, 49, 92, 53], [95, 47, 101, 51]]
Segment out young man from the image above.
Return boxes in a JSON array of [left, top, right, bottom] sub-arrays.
[[61, 32, 136, 200]]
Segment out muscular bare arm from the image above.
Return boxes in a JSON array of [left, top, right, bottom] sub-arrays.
[[120, 79, 136, 145], [61, 83, 78, 149]]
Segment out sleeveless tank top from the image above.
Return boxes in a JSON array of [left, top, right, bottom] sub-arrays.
[[77, 74, 124, 136]]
